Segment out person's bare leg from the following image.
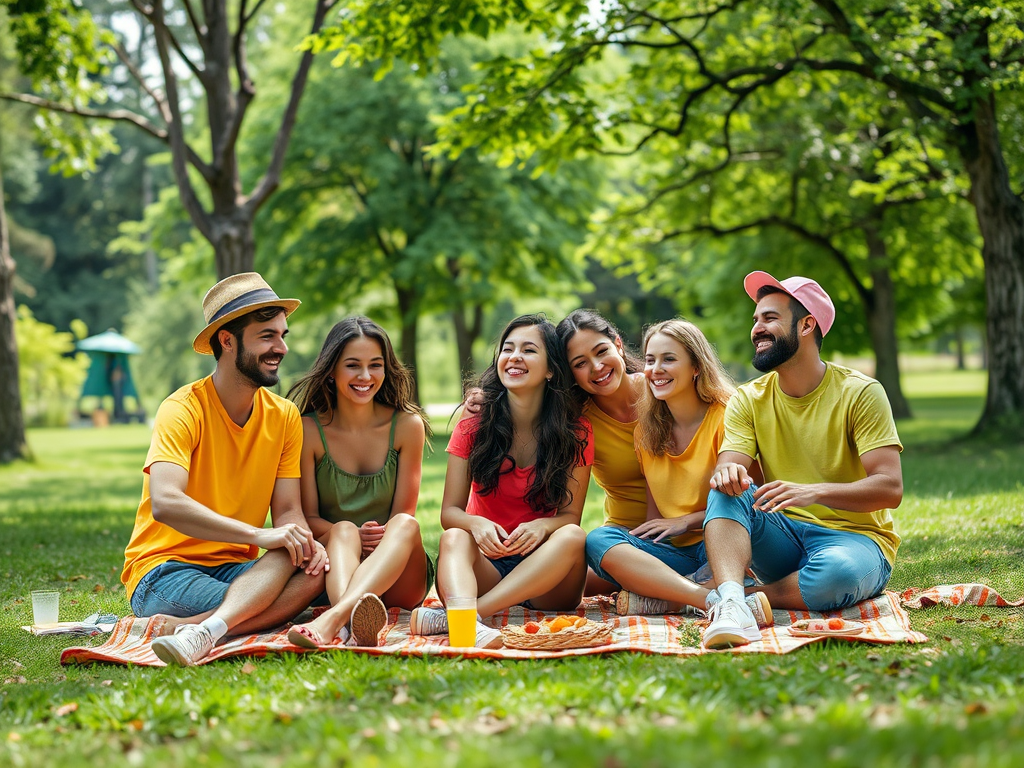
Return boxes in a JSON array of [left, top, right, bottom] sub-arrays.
[[477, 526, 588, 617], [293, 515, 427, 641], [436, 528, 502, 604], [229, 566, 326, 634], [704, 518, 752, 588], [323, 522, 362, 605], [747, 573, 807, 610], [599, 544, 710, 609], [584, 567, 617, 597]]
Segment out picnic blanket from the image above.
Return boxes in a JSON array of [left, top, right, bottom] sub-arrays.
[[61, 591, 925, 667], [901, 583, 1024, 609]]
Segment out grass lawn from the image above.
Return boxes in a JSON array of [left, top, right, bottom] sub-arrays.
[[2, 369, 1022, 767]]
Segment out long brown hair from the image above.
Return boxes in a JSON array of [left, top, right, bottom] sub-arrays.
[[469, 314, 588, 514], [636, 319, 733, 456], [288, 316, 429, 436], [555, 308, 643, 408]]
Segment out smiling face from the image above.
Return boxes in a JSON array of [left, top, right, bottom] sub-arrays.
[[751, 293, 801, 372], [498, 324, 551, 392], [332, 335, 385, 404], [565, 328, 627, 397], [644, 332, 698, 401], [232, 313, 288, 388]]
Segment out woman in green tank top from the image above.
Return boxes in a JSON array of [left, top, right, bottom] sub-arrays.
[[285, 317, 432, 648]]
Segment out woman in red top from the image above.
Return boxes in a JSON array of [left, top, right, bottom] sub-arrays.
[[410, 314, 594, 648]]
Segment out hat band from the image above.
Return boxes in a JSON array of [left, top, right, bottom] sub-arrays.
[[208, 288, 282, 324]]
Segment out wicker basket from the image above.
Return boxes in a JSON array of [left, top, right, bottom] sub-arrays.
[[501, 620, 612, 650]]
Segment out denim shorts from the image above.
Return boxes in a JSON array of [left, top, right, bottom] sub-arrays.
[[585, 525, 706, 590], [130, 559, 258, 618], [704, 487, 893, 611]]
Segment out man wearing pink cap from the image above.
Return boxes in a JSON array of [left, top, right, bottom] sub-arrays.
[[700, 272, 904, 649]]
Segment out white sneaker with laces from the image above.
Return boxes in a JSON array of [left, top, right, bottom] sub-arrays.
[[152, 623, 215, 666], [705, 590, 774, 629], [475, 621, 503, 649], [702, 596, 763, 649], [409, 606, 448, 635]]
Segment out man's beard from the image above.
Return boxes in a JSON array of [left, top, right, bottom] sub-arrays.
[[752, 320, 800, 373], [235, 338, 281, 387]]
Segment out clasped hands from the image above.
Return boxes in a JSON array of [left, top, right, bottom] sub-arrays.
[[470, 517, 549, 558], [255, 523, 330, 575]]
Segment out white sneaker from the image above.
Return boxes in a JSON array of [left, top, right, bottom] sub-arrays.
[[409, 606, 447, 635], [152, 624, 215, 666], [705, 590, 774, 629], [475, 621, 503, 649], [615, 590, 705, 618], [702, 596, 763, 649]]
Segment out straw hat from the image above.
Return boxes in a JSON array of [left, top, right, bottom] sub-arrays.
[[192, 273, 300, 355]]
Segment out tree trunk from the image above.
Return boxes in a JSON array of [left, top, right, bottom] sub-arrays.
[[0, 165, 30, 464], [954, 327, 966, 371], [452, 302, 484, 384], [862, 222, 912, 419], [395, 284, 420, 403], [957, 97, 1024, 436], [211, 212, 257, 279]]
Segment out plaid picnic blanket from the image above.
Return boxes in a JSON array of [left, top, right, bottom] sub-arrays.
[[901, 583, 1024, 609], [61, 591, 926, 667]]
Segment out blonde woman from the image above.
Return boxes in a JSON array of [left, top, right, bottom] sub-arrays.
[[585, 320, 773, 628]]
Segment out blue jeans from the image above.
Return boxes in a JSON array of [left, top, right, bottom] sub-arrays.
[[585, 525, 706, 590], [130, 559, 259, 618], [703, 488, 892, 611]]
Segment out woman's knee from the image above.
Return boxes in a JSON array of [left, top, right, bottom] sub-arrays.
[[438, 527, 474, 556], [386, 514, 422, 542]]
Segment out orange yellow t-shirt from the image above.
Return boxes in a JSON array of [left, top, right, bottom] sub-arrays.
[[121, 377, 302, 599], [584, 398, 647, 530], [635, 402, 726, 549]]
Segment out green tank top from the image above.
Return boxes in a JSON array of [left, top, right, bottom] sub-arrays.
[[312, 411, 399, 526]]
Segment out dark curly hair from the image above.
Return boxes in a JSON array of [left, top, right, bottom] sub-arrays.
[[555, 309, 643, 407], [468, 314, 588, 514], [287, 316, 429, 436]]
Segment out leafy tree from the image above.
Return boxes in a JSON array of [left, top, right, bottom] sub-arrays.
[[2, 0, 337, 279], [328, 0, 1024, 436], [15, 305, 89, 426], [247, 38, 597, 393]]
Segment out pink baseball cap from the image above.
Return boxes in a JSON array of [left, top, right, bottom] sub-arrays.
[[743, 271, 835, 337]]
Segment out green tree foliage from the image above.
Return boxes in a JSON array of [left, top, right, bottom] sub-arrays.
[[15, 304, 88, 426], [2, 0, 338, 278], [327, 0, 1024, 436], [246, 36, 598, 391]]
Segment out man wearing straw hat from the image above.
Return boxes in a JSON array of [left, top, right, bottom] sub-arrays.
[[122, 273, 329, 665], [700, 272, 903, 649]]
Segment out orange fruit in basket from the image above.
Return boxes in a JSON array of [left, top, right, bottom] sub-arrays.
[[524, 622, 540, 634], [573, 616, 587, 628], [827, 618, 845, 630], [547, 617, 575, 633]]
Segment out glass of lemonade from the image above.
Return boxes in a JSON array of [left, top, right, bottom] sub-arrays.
[[446, 596, 477, 647]]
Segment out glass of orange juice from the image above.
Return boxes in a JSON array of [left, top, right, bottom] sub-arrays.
[[446, 596, 477, 647]]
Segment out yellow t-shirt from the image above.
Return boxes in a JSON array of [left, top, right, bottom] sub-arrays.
[[121, 377, 303, 599], [584, 398, 647, 530], [636, 402, 725, 548], [721, 363, 903, 563]]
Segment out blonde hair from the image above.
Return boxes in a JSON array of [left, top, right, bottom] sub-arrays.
[[636, 319, 734, 456]]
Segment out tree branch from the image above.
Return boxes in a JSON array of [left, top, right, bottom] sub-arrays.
[[0, 92, 166, 139], [246, 0, 337, 213]]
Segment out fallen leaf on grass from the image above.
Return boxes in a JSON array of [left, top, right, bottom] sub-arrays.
[[429, 715, 451, 735], [67, 575, 87, 582], [93, 585, 105, 593], [53, 703, 78, 717], [100, 680, 113, 687], [126, 719, 144, 731], [965, 702, 988, 715], [361, 728, 377, 739], [392, 686, 409, 705], [980, 614, 991, 622], [384, 715, 401, 733], [275, 712, 293, 725], [11, 660, 24, 670], [240, 662, 257, 675], [7, 733, 21, 742], [3, 676, 26, 685]]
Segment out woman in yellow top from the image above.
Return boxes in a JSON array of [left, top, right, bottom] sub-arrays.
[[556, 309, 647, 594], [587, 319, 773, 626]]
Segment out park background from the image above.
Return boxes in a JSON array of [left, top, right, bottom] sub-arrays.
[[1, 1, 1022, 766]]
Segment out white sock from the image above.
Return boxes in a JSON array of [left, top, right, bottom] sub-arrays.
[[199, 616, 228, 642], [719, 581, 745, 604]]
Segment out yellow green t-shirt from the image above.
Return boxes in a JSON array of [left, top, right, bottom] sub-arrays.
[[636, 402, 725, 548], [121, 377, 303, 599], [721, 363, 903, 563], [584, 397, 647, 530]]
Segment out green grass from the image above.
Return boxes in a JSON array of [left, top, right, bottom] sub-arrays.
[[2, 369, 1023, 767]]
